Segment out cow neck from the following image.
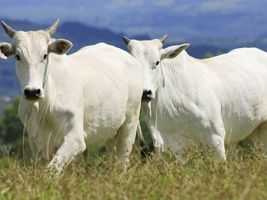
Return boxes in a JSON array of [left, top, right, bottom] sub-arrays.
[[153, 51, 192, 119], [150, 64, 169, 129], [43, 54, 56, 109], [151, 90, 160, 132], [157, 51, 188, 96]]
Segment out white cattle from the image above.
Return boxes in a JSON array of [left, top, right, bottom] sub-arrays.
[[123, 35, 267, 162], [0, 20, 143, 173]]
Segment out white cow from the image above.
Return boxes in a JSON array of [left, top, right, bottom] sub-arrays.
[[0, 20, 143, 173], [123, 35, 267, 162]]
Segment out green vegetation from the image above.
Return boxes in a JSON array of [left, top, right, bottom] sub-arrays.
[[0, 97, 11, 116], [0, 145, 267, 199], [0, 97, 23, 143], [203, 52, 214, 58], [0, 97, 27, 158], [0, 98, 267, 199], [203, 51, 225, 58]]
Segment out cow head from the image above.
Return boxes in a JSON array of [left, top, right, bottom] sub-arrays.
[[0, 20, 72, 101], [122, 35, 189, 102]]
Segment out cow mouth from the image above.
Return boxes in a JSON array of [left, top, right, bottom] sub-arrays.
[[25, 96, 42, 101], [141, 94, 153, 102]]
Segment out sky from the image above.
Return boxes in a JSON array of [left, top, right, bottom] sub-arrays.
[[0, 0, 266, 40]]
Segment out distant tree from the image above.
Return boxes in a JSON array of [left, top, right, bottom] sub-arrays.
[[0, 119, 4, 143], [0, 97, 23, 143], [203, 52, 214, 58], [216, 51, 224, 56], [0, 97, 29, 157]]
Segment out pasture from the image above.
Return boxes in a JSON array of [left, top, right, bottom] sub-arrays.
[[1, 1, 267, 200], [0, 142, 267, 199]]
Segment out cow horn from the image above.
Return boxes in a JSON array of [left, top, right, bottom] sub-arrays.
[[1, 21, 16, 38], [159, 34, 168, 44], [122, 36, 131, 45], [46, 19, 60, 36]]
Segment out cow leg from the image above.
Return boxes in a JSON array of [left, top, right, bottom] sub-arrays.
[[151, 129, 165, 152], [142, 103, 165, 152], [83, 149, 88, 161], [28, 135, 39, 161], [114, 115, 139, 166], [164, 134, 193, 164], [141, 122, 164, 153], [105, 137, 117, 156], [195, 103, 226, 161], [136, 122, 153, 159], [248, 121, 267, 153], [203, 133, 226, 161], [47, 128, 86, 174]]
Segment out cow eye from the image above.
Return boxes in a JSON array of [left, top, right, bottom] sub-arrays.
[[15, 55, 21, 61], [155, 61, 160, 66], [43, 54, 47, 60]]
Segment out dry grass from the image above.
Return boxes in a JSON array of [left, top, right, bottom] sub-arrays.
[[1, 144, 267, 200]]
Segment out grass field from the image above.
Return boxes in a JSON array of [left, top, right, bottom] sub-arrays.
[[0, 143, 267, 200]]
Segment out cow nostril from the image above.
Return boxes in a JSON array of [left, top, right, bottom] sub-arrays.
[[24, 88, 42, 99], [142, 90, 153, 102], [24, 88, 30, 96], [36, 89, 41, 95]]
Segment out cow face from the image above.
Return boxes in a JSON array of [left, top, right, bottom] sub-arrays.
[[0, 20, 72, 101], [123, 35, 189, 102]]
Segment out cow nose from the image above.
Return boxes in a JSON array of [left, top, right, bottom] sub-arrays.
[[142, 90, 153, 102], [146, 90, 152, 95], [24, 88, 42, 100]]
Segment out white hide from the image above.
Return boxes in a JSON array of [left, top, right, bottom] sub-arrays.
[[0, 27, 143, 173], [127, 38, 267, 162]]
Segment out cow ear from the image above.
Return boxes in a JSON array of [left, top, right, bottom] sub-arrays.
[[48, 39, 72, 55], [122, 36, 131, 45], [160, 43, 190, 60], [0, 42, 14, 59]]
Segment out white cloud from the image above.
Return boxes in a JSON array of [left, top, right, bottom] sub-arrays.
[[155, 0, 175, 6], [200, 0, 242, 13], [107, 0, 144, 10]]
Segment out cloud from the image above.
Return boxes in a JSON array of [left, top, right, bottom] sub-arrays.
[[154, 0, 175, 6], [107, 0, 144, 10], [200, 0, 242, 13]]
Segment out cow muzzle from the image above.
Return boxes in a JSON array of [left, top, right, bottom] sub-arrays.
[[142, 90, 154, 102], [23, 87, 43, 101]]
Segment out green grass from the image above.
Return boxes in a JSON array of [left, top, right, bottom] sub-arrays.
[[1, 144, 267, 200], [0, 98, 9, 117]]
